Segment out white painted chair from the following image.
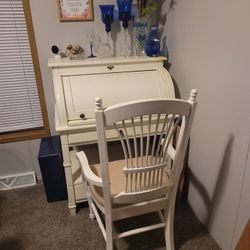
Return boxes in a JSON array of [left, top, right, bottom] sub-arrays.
[[76, 89, 198, 250]]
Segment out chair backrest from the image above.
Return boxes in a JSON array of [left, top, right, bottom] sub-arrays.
[[95, 89, 198, 206]]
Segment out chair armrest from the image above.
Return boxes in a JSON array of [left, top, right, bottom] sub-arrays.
[[76, 151, 103, 187], [161, 138, 176, 160], [167, 144, 176, 160]]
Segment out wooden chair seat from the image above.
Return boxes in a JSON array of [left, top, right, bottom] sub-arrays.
[[89, 158, 172, 206]]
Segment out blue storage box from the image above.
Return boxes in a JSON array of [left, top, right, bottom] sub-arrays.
[[38, 136, 67, 202]]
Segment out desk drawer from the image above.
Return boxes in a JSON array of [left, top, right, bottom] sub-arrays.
[[58, 61, 158, 76]]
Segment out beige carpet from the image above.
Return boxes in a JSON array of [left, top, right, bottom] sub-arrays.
[[0, 183, 220, 250]]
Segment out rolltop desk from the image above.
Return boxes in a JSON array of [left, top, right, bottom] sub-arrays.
[[48, 56, 175, 215]]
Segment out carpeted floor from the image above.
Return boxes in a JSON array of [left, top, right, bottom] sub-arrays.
[[0, 183, 220, 250]]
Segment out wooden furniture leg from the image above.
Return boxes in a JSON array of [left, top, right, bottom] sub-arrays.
[[60, 135, 76, 215]]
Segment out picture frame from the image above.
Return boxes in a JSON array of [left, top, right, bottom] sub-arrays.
[[57, 0, 94, 21]]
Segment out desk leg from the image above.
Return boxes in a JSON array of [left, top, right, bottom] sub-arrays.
[[61, 135, 76, 215]]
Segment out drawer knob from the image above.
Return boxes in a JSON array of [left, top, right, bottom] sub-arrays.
[[80, 113, 85, 119], [107, 65, 114, 70]]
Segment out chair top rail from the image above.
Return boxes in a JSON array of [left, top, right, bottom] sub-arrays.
[[95, 98, 191, 125]]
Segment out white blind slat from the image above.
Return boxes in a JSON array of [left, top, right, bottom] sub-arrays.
[[0, 0, 44, 133]]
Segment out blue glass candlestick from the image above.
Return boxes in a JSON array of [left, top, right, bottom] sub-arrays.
[[99, 5, 115, 57], [99, 5, 115, 33], [116, 0, 132, 29], [116, 0, 133, 57]]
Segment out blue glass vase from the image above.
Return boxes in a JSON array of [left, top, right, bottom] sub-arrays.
[[116, 0, 133, 29], [99, 5, 115, 33], [145, 26, 160, 57]]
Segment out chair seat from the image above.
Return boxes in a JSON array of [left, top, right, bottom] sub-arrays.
[[89, 158, 171, 206]]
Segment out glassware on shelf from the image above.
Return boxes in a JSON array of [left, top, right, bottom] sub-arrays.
[[133, 16, 148, 56], [99, 5, 115, 57], [88, 42, 95, 58], [117, 0, 132, 29], [87, 30, 97, 58], [145, 26, 160, 57], [99, 5, 115, 33], [116, 0, 133, 57]]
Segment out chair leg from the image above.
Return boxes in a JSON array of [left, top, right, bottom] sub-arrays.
[[106, 236, 113, 250], [105, 218, 114, 250], [165, 202, 175, 250], [86, 190, 95, 219]]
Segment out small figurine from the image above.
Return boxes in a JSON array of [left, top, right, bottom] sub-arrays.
[[66, 44, 86, 59]]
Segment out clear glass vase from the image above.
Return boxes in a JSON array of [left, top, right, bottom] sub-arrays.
[[133, 16, 148, 56]]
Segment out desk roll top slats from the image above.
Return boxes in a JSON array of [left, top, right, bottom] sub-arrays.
[[48, 56, 175, 215]]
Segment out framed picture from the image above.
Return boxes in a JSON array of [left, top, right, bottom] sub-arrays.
[[57, 0, 94, 21]]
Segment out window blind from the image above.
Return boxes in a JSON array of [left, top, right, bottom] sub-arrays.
[[0, 0, 43, 133]]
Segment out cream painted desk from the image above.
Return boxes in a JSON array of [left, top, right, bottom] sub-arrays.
[[48, 56, 175, 215]]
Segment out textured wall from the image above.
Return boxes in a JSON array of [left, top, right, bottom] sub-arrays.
[[161, 0, 250, 249]]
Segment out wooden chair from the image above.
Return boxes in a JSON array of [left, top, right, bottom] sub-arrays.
[[76, 89, 198, 250]]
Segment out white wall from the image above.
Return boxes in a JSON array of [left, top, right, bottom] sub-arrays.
[[232, 141, 250, 248], [0, 140, 41, 177], [162, 0, 250, 249]]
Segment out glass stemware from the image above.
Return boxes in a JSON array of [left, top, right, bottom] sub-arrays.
[[116, 0, 133, 57], [99, 5, 115, 57], [99, 5, 115, 33], [87, 30, 97, 58], [117, 0, 132, 29]]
